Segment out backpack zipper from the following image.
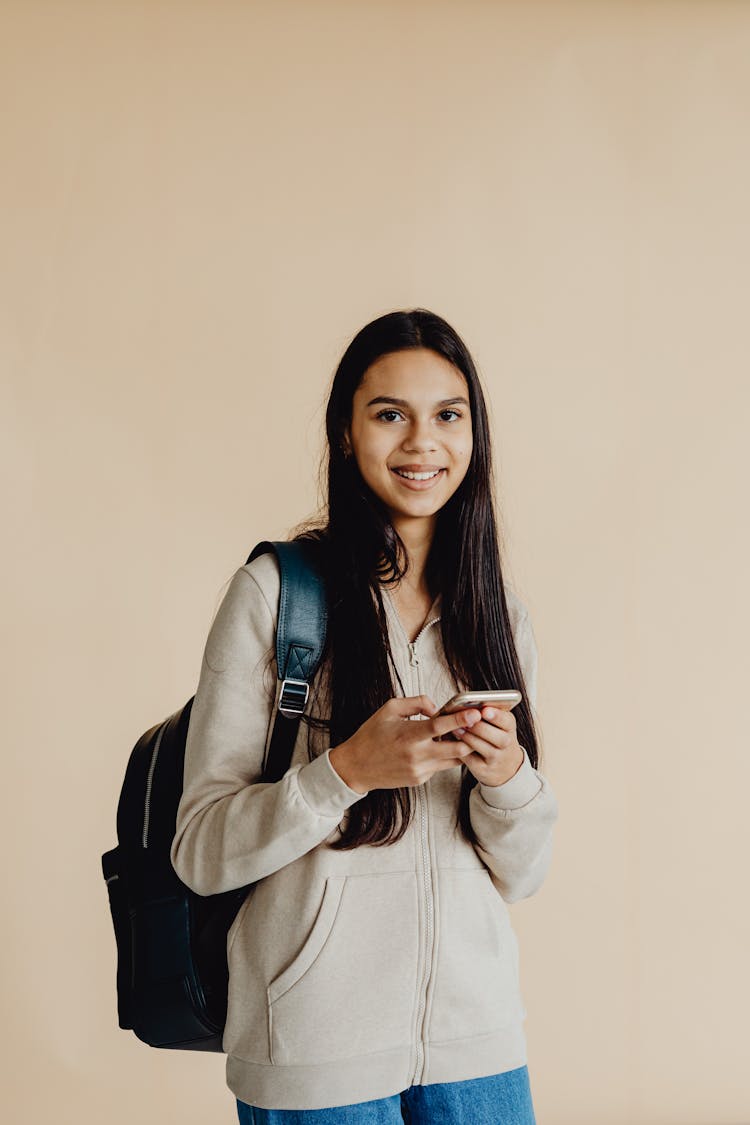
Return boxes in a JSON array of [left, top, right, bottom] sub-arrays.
[[142, 718, 169, 849]]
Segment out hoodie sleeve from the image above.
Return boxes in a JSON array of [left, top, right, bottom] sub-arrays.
[[468, 602, 559, 904], [170, 556, 368, 897]]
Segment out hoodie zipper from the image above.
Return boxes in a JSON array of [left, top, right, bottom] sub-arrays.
[[382, 592, 441, 1085], [413, 779, 434, 1084], [409, 619, 440, 1085]]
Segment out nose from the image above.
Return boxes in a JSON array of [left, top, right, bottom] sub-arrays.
[[402, 418, 437, 454]]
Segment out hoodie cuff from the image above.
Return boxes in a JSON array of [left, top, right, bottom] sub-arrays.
[[296, 748, 369, 816], [478, 746, 542, 810]]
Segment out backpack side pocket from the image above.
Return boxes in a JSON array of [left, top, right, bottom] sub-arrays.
[[102, 846, 133, 1030]]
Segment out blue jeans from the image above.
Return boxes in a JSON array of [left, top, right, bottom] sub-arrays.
[[236, 1065, 536, 1124]]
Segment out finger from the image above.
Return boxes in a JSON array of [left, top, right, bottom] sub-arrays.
[[390, 694, 438, 719], [429, 707, 482, 740], [457, 723, 517, 761], [452, 727, 494, 759], [479, 707, 513, 732], [462, 718, 505, 749]]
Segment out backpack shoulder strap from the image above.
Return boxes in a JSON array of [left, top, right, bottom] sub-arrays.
[[245, 539, 328, 782]]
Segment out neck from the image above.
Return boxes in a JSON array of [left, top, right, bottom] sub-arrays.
[[389, 515, 436, 593]]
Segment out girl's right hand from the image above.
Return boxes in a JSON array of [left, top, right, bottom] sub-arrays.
[[328, 695, 482, 795]]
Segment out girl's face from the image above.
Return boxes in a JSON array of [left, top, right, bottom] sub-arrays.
[[345, 347, 473, 536]]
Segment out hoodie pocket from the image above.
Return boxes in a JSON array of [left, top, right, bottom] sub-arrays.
[[267, 870, 419, 1066], [429, 867, 522, 1043]]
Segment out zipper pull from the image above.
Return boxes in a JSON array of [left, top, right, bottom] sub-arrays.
[[408, 642, 419, 667]]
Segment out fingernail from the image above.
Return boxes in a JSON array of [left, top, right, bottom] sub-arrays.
[[466, 710, 481, 725], [484, 708, 496, 719]]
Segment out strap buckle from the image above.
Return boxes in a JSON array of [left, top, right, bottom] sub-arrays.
[[278, 678, 310, 717]]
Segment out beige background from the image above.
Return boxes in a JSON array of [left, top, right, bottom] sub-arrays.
[[2, 1, 748, 1123]]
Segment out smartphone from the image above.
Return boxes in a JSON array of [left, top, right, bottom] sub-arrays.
[[436, 690, 522, 740], [438, 689, 522, 714]]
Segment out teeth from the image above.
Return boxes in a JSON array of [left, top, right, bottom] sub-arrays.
[[394, 468, 442, 480]]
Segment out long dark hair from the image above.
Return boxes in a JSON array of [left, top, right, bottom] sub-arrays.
[[291, 308, 541, 849]]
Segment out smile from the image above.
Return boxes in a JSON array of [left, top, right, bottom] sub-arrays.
[[393, 468, 442, 480], [390, 467, 446, 489]]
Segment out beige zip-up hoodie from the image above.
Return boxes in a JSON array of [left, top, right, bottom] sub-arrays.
[[170, 551, 559, 1112]]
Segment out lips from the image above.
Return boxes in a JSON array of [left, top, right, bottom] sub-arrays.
[[391, 464, 444, 477], [391, 464, 444, 471], [389, 465, 446, 491], [391, 467, 444, 480]]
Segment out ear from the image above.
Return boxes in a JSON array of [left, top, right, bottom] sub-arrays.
[[341, 428, 352, 458]]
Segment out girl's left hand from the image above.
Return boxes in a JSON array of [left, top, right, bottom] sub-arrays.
[[455, 705, 525, 787]]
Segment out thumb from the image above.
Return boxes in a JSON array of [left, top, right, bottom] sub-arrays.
[[390, 694, 437, 720]]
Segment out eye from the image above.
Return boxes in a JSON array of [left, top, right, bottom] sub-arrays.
[[438, 409, 462, 422], [374, 409, 404, 423]]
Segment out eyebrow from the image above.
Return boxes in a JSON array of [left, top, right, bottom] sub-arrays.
[[365, 395, 470, 408]]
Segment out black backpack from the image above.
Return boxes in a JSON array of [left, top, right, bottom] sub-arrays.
[[100, 539, 328, 1051]]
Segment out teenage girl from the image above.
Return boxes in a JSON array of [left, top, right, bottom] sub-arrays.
[[170, 308, 560, 1124]]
